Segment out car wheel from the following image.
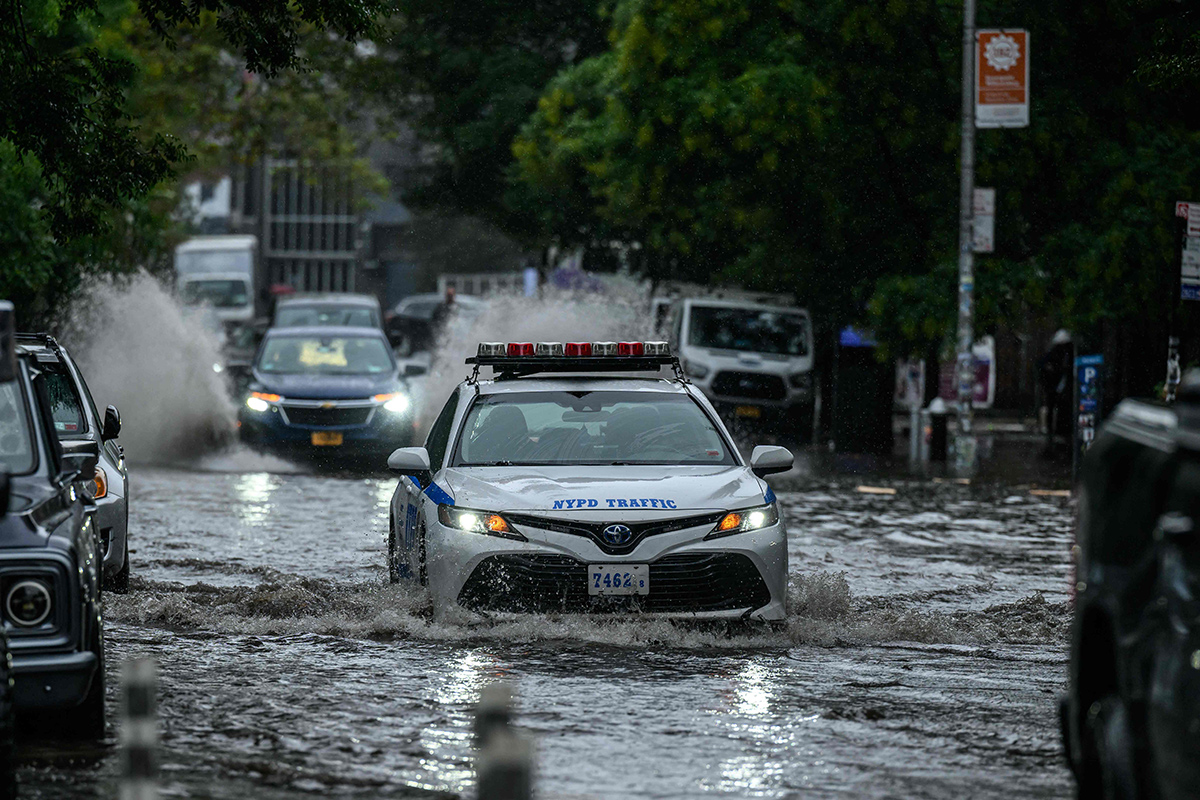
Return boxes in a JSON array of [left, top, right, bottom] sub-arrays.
[[1085, 696, 1141, 800], [388, 514, 402, 584], [0, 631, 16, 798], [106, 539, 130, 595]]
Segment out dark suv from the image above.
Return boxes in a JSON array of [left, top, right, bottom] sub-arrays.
[[0, 304, 106, 737], [1063, 378, 1200, 799]]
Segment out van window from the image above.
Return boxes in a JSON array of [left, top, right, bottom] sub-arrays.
[[43, 370, 87, 435], [687, 306, 810, 356]]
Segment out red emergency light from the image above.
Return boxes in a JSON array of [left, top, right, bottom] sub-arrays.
[[506, 342, 535, 356], [564, 342, 592, 357], [617, 341, 644, 356]]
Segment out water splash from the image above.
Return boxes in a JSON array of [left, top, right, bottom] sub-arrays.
[[61, 271, 238, 464], [417, 281, 656, 434], [105, 569, 1068, 650]]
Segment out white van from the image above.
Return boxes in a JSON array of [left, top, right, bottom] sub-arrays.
[[669, 297, 815, 436]]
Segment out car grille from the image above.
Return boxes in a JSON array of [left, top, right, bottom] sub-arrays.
[[505, 511, 725, 556], [710, 371, 787, 401], [282, 404, 372, 427], [457, 553, 771, 614]]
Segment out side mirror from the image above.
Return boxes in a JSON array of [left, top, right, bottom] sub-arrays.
[[0, 472, 10, 516], [60, 439, 100, 482], [388, 446, 431, 479], [403, 363, 428, 377], [102, 405, 122, 441], [750, 445, 793, 478]]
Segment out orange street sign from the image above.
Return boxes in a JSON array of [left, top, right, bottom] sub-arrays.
[[977, 29, 1029, 128]]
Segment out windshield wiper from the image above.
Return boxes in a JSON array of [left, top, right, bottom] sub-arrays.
[[479, 460, 515, 466]]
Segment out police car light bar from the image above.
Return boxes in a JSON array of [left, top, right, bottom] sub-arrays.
[[468, 340, 678, 377]]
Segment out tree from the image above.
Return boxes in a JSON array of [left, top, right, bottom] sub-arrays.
[[348, 0, 608, 239]]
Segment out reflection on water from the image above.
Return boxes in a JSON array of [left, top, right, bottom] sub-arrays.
[[235, 471, 279, 525]]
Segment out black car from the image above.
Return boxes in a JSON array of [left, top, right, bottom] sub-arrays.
[[0, 303, 105, 737], [238, 325, 416, 465], [1062, 379, 1200, 799]]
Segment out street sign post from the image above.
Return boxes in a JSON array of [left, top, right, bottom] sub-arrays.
[[973, 188, 995, 253], [976, 30, 1029, 129], [1073, 354, 1103, 480]]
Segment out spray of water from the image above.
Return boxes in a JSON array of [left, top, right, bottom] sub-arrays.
[[417, 279, 656, 435], [61, 272, 238, 464]]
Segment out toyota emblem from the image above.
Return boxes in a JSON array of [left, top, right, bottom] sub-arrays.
[[601, 524, 634, 546]]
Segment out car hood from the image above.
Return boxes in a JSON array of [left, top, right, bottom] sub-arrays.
[[439, 466, 768, 517], [252, 371, 401, 400]]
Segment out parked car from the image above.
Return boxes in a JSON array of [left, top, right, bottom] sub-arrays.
[[0, 304, 106, 737], [15, 334, 129, 592], [1062, 380, 1200, 799]]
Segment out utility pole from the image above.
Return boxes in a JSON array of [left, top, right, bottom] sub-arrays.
[[955, 0, 978, 477]]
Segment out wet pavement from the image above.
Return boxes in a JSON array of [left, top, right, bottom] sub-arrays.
[[16, 459, 1075, 799]]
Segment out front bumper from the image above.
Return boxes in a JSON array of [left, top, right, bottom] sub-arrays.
[[11, 650, 99, 710], [94, 492, 127, 578], [239, 399, 415, 459], [427, 518, 787, 621]]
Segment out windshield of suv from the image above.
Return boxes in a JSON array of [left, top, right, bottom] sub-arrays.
[[687, 305, 810, 356], [0, 381, 35, 473], [257, 335, 394, 375], [44, 370, 86, 435], [182, 279, 249, 309], [454, 391, 735, 467], [275, 304, 380, 328]]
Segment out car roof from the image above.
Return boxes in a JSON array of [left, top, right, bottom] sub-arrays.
[[276, 293, 380, 308], [472, 376, 691, 395], [263, 325, 389, 339], [681, 297, 809, 315]]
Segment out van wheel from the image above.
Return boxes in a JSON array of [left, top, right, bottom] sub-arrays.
[[1085, 696, 1140, 800]]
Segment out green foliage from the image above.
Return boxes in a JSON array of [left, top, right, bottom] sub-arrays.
[[349, 0, 608, 237], [510, 0, 1200, 362]]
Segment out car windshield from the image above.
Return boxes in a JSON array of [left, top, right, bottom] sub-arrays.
[[182, 279, 249, 309], [453, 391, 736, 467], [257, 335, 394, 375], [275, 304, 379, 328], [44, 370, 86, 435], [688, 305, 810, 356], [0, 380, 35, 474]]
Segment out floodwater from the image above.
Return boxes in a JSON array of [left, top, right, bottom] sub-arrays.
[[16, 460, 1075, 799]]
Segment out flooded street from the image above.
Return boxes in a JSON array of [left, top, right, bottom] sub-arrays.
[[18, 461, 1074, 799]]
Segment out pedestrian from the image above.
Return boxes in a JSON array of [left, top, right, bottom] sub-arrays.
[[1038, 329, 1073, 455]]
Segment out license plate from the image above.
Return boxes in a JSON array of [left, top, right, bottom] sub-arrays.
[[588, 564, 649, 596], [735, 405, 762, 419], [311, 431, 344, 446]]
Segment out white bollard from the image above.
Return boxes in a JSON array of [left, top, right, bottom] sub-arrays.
[[119, 658, 158, 800], [475, 682, 533, 800]]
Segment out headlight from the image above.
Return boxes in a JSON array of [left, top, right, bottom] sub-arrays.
[[683, 359, 710, 379], [90, 466, 108, 500], [375, 392, 411, 414], [437, 505, 526, 541], [245, 391, 281, 413], [6, 580, 52, 627], [706, 503, 780, 540], [789, 372, 813, 390]]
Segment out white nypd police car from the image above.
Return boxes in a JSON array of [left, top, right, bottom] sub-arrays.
[[385, 341, 792, 621]]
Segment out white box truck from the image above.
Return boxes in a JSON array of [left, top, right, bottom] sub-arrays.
[[174, 235, 258, 325]]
